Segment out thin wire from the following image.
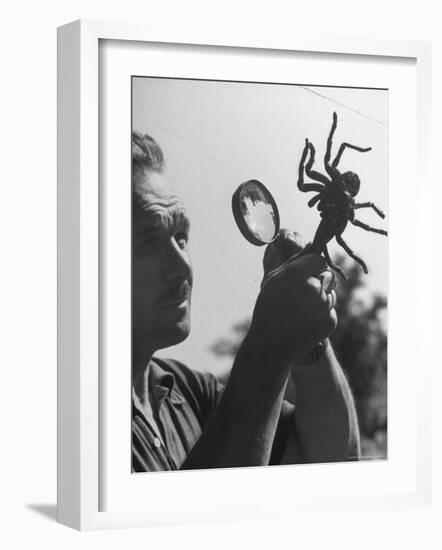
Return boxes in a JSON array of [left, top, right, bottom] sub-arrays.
[[299, 86, 387, 127]]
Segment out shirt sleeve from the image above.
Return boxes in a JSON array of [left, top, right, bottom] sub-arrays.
[[157, 358, 224, 425], [156, 358, 298, 465]]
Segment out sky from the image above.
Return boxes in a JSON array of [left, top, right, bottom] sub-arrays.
[[132, 77, 388, 376]]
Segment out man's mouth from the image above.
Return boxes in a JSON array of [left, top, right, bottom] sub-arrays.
[[159, 281, 192, 307]]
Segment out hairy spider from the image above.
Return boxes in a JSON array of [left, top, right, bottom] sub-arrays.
[[297, 111, 387, 279]]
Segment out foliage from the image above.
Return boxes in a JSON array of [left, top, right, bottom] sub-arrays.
[[330, 255, 387, 458], [209, 254, 387, 459]]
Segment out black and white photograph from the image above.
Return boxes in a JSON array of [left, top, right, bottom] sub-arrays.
[[131, 76, 388, 473], [2, 1, 437, 543]]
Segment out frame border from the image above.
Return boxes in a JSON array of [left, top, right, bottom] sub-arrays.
[[57, 19, 432, 530]]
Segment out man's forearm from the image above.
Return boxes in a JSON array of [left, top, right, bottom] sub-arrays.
[[291, 341, 360, 463], [181, 329, 290, 470]]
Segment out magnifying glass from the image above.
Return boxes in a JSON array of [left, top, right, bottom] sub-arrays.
[[231, 180, 280, 246]]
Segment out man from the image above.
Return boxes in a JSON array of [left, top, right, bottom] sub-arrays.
[[132, 131, 360, 472]]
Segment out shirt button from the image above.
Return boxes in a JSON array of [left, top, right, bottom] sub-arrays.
[[153, 437, 161, 448]]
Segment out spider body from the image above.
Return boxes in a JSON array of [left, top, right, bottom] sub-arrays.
[[298, 112, 387, 279]]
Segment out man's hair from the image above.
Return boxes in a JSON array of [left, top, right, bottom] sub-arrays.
[[132, 131, 164, 176], [132, 132, 165, 214]]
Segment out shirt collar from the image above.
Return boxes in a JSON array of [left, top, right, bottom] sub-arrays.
[[149, 358, 176, 405], [133, 358, 184, 413]]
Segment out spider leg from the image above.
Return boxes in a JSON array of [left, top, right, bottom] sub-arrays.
[[299, 182, 324, 193], [324, 112, 340, 179], [308, 193, 322, 208], [305, 142, 331, 186], [322, 242, 347, 280], [354, 201, 385, 219], [332, 142, 372, 169], [351, 218, 388, 236], [298, 139, 325, 193], [336, 235, 368, 274]]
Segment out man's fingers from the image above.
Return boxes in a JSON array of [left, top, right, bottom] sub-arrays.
[[262, 249, 328, 289], [262, 229, 304, 275], [279, 229, 305, 256], [318, 269, 336, 295], [327, 289, 337, 310], [284, 250, 328, 277]]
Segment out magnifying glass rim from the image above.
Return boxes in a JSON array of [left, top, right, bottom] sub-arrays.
[[232, 179, 280, 246]]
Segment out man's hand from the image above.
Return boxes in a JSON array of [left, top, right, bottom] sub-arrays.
[[250, 230, 337, 364], [262, 229, 305, 275]]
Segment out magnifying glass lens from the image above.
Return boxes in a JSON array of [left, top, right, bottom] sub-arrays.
[[232, 180, 280, 246]]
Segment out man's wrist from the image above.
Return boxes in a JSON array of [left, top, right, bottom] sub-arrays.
[[294, 339, 329, 366]]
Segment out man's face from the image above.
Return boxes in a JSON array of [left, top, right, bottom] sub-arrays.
[[133, 170, 193, 353]]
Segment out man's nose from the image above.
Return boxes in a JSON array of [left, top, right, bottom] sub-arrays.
[[163, 238, 192, 281]]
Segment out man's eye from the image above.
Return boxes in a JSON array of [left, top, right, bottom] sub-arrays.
[[175, 232, 189, 248]]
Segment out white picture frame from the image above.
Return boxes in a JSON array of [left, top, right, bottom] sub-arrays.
[[57, 19, 432, 531]]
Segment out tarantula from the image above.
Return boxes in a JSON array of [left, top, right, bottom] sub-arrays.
[[297, 111, 387, 279]]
